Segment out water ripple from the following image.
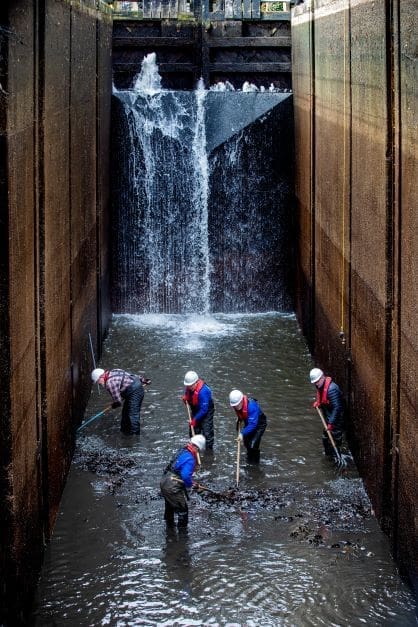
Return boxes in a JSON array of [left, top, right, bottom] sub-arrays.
[[34, 315, 416, 627]]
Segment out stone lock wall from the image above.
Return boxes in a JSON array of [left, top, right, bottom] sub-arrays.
[[0, 0, 112, 622], [292, 0, 417, 589]]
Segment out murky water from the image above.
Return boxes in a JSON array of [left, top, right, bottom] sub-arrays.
[[33, 314, 416, 626]]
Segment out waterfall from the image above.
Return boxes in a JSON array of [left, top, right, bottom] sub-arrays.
[[112, 54, 210, 314], [111, 53, 294, 314]]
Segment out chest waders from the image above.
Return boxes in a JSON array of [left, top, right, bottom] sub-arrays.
[[160, 447, 195, 528], [244, 411, 267, 463], [117, 373, 144, 435]]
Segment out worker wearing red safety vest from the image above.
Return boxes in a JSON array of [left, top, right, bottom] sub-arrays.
[[182, 371, 215, 450], [229, 389, 267, 463], [309, 368, 345, 458], [160, 435, 206, 528]]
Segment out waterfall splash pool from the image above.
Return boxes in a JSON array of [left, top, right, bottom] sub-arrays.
[[33, 313, 416, 626]]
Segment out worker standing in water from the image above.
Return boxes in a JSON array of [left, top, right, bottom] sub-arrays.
[[91, 368, 150, 435], [160, 435, 206, 528], [309, 367, 345, 459], [182, 371, 215, 450], [229, 389, 267, 463]]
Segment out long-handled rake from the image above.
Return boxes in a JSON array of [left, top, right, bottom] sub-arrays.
[[172, 476, 222, 497], [77, 404, 113, 433], [316, 406, 347, 469], [172, 477, 234, 500], [193, 481, 226, 496], [236, 419, 243, 487], [185, 401, 201, 465]]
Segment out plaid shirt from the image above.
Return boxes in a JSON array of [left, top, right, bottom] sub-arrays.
[[104, 369, 135, 404]]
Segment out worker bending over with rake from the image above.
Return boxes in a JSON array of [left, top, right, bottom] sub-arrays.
[[229, 389, 267, 463], [182, 370, 215, 450], [160, 435, 206, 529], [91, 368, 150, 435], [310, 367, 345, 461]]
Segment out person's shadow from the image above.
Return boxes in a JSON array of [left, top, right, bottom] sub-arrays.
[[162, 526, 193, 597]]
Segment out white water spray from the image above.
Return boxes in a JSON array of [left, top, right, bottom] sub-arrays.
[[112, 54, 293, 314], [117, 54, 210, 313]]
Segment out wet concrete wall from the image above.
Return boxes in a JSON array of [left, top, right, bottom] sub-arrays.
[[292, 0, 417, 589], [0, 0, 112, 622]]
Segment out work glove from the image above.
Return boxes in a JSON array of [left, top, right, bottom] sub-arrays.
[[182, 395, 188, 404], [313, 400, 320, 408], [190, 418, 197, 428], [112, 401, 121, 409], [326, 423, 333, 431], [237, 432, 243, 443]]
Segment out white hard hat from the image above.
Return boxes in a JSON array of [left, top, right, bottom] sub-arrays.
[[184, 370, 199, 386], [190, 435, 206, 451], [229, 389, 244, 407], [309, 368, 324, 384], [91, 368, 105, 383]]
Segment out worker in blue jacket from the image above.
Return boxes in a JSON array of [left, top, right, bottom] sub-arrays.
[[229, 389, 267, 463], [160, 435, 206, 528], [182, 370, 215, 449], [310, 367, 345, 458]]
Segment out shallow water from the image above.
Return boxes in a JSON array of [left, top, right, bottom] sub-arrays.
[[33, 313, 416, 626]]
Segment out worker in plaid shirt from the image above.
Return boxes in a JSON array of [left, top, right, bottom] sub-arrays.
[[91, 368, 151, 435]]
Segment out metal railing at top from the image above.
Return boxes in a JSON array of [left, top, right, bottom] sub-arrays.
[[109, 0, 293, 20]]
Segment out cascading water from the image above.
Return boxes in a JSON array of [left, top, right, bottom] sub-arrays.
[[111, 53, 294, 314], [112, 54, 210, 314]]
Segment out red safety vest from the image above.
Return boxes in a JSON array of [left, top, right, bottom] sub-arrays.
[[316, 376, 332, 406], [185, 442, 199, 464], [234, 395, 249, 420], [185, 379, 204, 408]]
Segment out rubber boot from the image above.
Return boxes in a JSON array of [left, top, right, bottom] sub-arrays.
[[247, 448, 260, 464], [164, 502, 175, 526], [252, 449, 260, 464]]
